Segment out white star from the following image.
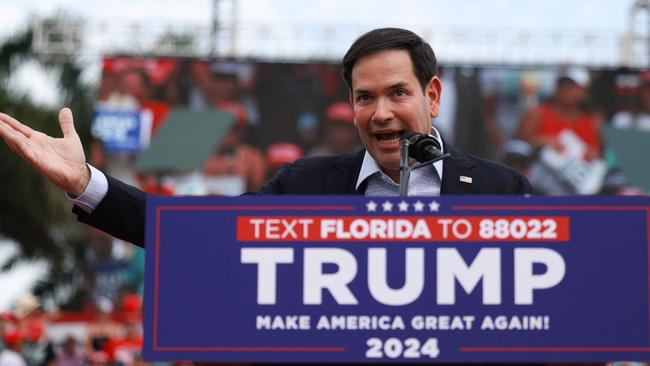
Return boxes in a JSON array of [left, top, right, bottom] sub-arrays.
[[429, 200, 440, 212], [366, 200, 377, 212], [382, 200, 393, 212], [398, 200, 409, 212], [413, 201, 425, 212]]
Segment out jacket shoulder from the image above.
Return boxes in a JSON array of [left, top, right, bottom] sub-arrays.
[[258, 151, 364, 194]]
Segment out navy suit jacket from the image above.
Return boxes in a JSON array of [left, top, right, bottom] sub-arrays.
[[73, 145, 532, 247]]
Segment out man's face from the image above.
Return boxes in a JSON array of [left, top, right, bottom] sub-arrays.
[[350, 50, 441, 178], [556, 81, 585, 106]]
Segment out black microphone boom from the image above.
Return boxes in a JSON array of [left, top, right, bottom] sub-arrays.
[[403, 132, 445, 163]]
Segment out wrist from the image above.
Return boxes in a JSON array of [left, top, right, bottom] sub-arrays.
[[73, 164, 91, 197]]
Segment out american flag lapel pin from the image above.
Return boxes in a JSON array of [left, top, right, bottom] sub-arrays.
[[459, 175, 473, 184]]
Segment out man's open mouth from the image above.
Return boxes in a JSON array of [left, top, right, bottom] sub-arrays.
[[374, 130, 404, 144]]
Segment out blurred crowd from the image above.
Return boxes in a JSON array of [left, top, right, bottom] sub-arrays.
[[90, 57, 650, 198], [476, 67, 649, 196], [0, 293, 166, 366], [2, 57, 650, 365]]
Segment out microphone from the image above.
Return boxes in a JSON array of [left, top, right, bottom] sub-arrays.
[[402, 132, 445, 163], [398, 132, 450, 196]]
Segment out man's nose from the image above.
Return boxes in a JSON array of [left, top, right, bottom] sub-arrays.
[[371, 98, 394, 123]]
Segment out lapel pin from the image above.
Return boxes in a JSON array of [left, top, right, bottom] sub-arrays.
[[460, 175, 473, 184]]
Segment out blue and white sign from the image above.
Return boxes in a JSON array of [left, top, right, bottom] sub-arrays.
[[92, 107, 152, 153], [143, 195, 650, 363]]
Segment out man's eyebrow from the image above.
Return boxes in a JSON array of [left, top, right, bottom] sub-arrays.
[[353, 82, 409, 95], [387, 81, 409, 90]]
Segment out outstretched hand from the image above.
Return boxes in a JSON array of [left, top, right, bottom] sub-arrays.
[[0, 108, 90, 196]]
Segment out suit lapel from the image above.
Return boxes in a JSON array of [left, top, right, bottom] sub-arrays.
[[323, 146, 481, 195], [325, 149, 366, 195], [441, 144, 482, 194]]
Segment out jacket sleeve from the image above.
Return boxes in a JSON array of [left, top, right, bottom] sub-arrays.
[[256, 163, 291, 194], [72, 175, 147, 247]]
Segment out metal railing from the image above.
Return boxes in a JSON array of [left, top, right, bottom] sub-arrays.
[[32, 20, 650, 68]]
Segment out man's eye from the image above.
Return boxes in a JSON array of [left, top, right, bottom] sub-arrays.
[[356, 95, 371, 102], [394, 89, 406, 97]]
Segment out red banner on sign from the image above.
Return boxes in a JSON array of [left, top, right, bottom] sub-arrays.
[[236, 216, 569, 242]]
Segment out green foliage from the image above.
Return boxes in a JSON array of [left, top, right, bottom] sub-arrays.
[[0, 29, 32, 78]]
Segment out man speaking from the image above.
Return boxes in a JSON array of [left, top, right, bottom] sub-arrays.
[[0, 28, 531, 247]]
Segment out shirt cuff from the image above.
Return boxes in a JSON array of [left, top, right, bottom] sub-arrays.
[[65, 164, 109, 213]]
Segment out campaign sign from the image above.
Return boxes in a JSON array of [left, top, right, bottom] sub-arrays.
[[143, 195, 650, 362], [92, 108, 152, 153]]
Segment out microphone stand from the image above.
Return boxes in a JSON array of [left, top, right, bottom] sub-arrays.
[[399, 136, 451, 197], [399, 137, 412, 196]]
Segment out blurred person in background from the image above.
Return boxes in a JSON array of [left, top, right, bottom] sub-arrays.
[[0, 329, 26, 366], [499, 139, 536, 179], [190, 61, 259, 125], [120, 286, 142, 319], [18, 315, 46, 366], [105, 316, 143, 366], [86, 298, 119, 366], [2, 295, 47, 366], [481, 69, 541, 158], [202, 120, 267, 193], [611, 70, 650, 132], [518, 71, 603, 160], [308, 101, 361, 156], [0, 313, 18, 350], [52, 336, 85, 366], [100, 60, 176, 133]]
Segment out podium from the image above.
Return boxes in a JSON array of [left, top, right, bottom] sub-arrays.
[[142, 195, 650, 363]]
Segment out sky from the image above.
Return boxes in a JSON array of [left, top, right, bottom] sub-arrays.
[[0, 0, 637, 32], [0, 0, 644, 310]]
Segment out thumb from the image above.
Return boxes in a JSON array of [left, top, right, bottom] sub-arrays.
[[59, 107, 77, 137]]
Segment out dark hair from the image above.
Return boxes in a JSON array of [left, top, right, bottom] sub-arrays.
[[341, 28, 437, 92]]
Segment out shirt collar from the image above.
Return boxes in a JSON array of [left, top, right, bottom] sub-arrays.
[[355, 126, 445, 190]]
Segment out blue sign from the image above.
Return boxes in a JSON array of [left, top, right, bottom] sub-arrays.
[[92, 108, 152, 153], [143, 195, 650, 363]]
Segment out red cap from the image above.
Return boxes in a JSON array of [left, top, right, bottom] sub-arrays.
[[325, 102, 354, 123], [266, 143, 303, 167], [122, 294, 142, 315], [3, 328, 22, 347]]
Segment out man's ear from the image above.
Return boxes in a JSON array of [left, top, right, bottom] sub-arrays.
[[427, 76, 442, 118]]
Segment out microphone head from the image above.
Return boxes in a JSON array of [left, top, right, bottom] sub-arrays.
[[402, 131, 421, 144], [402, 132, 442, 162]]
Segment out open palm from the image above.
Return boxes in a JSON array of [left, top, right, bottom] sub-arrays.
[[0, 108, 89, 196]]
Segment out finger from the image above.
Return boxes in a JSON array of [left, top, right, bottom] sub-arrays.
[[0, 112, 34, 138], [0, 119, 25, 144], [0, 121, 32, 160], [58, 107, 76, 137]]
